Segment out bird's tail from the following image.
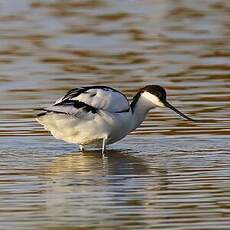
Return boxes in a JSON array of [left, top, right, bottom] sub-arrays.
[[34, 108, 48, 117]]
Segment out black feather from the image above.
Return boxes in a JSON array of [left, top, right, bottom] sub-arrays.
[[55, 99, 98, 114], [61, 86, 124, 102]]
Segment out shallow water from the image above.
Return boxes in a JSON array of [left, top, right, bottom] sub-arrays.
[[0, 0, 230, 229]]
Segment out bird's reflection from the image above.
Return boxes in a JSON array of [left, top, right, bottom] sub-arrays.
[[40, 149, 169, 223], [42, 149, 150, 177]]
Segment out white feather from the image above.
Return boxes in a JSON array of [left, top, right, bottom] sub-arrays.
[[142, 92, 165, 107], [37, 87, 132, 146]]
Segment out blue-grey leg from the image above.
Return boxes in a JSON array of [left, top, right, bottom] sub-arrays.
[[102, 138, 106, 156], [79, 145, 85, 152]]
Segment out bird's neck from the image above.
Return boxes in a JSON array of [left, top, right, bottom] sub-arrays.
[[130, 93, 155, 131]]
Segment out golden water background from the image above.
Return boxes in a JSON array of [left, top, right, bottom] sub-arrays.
[[0, 0, 229, 229]]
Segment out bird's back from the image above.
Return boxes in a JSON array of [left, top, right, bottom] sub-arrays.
[[36, 86, 131, 145]]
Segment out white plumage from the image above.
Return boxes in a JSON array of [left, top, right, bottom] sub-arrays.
[[36, 85, 195, 154]]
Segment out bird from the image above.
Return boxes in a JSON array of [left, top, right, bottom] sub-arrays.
[[36, 85, 195, 154]]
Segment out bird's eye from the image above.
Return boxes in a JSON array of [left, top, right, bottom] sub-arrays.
[[157, 91, 166, 100], [158, 92, 163, 98]]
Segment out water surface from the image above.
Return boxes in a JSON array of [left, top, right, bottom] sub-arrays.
[[0, 0, 230, 229]]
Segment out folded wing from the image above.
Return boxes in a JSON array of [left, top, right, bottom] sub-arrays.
[[55, 86, 130, 113], [38, 86, 130, 120]]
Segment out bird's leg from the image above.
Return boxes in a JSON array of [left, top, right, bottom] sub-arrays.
[[102, 138, 107, 157], [79, 144, 85, 152]]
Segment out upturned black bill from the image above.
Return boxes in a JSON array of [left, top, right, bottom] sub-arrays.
[[163, 101, 195, 122]]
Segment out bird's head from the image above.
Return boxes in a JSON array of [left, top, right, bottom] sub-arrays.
[[140, 85, 195, 121]]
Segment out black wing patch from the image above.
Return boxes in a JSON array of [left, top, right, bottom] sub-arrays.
[[61, 86, 123, 101], [54, 99, 98, 114], [36, 100, 98, 118]]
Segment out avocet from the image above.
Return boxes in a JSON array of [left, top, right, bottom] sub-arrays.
[[36, 85, 195, 154]]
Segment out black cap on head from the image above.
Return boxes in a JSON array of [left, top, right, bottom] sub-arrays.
[[143, 85, 167, 101]]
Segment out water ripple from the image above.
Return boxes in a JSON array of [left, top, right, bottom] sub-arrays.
[[0, 0, 230, 229]]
